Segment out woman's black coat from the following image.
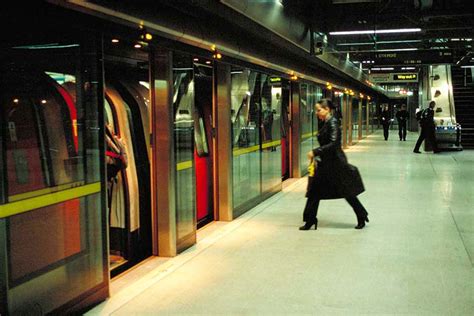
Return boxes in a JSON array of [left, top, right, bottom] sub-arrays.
[[307, 116, 365, 200]]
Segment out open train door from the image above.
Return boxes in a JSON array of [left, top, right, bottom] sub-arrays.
[[280, 80, 291, 181], [194, 62, 214, 228]]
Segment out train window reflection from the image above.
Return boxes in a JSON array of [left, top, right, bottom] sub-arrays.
[[1, 68, 83, 199]]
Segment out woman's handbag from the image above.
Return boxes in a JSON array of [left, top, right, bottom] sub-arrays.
[[306, 158, 317, 197]]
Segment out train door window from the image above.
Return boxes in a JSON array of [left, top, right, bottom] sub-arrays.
[[0, 31, 105, 315], [104, 37, 152, 275]]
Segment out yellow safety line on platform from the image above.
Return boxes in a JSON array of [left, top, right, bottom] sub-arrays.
[[0, 182, 101, 218]]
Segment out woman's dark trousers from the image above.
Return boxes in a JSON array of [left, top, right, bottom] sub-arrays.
[[303, 196, 368, 223], [383, 124, 390, 140], [398, 121, 407, 140]]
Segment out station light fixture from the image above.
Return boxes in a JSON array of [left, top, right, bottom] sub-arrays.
[[329, 28, 421, 36], [290, 74, 298, 81], [193, 58, 199, 62], [337, 39, 422, 46], [111, 38, 119, 43], [134, 43, 142, 49]]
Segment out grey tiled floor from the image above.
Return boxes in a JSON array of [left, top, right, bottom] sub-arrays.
[[89, 130, 474, 315]]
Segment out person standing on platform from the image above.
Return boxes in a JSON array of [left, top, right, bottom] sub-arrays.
[[380, 104, 392, 141], [300, 99, 369, 231], [262, 101, 274, 151], [413, 101, 440, 154], [396, 104, 409, 141]]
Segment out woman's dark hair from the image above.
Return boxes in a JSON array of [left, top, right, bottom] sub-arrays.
[[317, 98, 335, 110], [317, 98, 341, 121]]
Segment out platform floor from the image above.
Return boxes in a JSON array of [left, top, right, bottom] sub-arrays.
[[88, 130, 474, 315]]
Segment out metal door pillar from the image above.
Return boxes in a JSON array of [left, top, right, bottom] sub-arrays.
[[290, 81, 301, 178], [150, 48, 177, 257], [213, 63, 233, 221]]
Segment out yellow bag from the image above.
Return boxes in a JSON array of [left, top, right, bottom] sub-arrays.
[[308, 159, 317, 177]]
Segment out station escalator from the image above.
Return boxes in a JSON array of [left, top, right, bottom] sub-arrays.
[[452, 66, 474, 149]]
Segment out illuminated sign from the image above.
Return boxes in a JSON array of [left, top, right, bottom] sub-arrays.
[[270, 77, 281, 83], [369, 72, 418, 83], [393, 73, 417, 81], [352, 49, 453, 65]]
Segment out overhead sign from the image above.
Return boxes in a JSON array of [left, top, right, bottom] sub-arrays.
[[373, 50, 453, 65], [393, 73, 418, 81], [370, 72, 419, 83]]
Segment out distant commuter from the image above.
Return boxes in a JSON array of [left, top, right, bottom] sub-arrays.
[[300, 99, 369, 231], [413, 101, 440, 154], [380, 104, 392, 141], [396, 104, 409, 141], [262, 100, 275, 151]]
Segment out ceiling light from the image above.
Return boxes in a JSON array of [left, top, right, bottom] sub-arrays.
[[401, 67, 416, 70], [134, 43, 142, 48], [376, 48, 418, 52], [329, 28, 421, 36], [337, 40, 422, 46], [111, 39, 119, 43]]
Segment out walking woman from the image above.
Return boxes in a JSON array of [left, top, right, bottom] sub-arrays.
[[300, 99, 369, 230]]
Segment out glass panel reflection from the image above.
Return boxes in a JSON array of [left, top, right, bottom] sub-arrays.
[[173, 53, 195, 246], [1, 25, 104, 316], [231, 67, 261, 208], [352, 98, 359, 144], [300, 84, 315, 174], [261, 76, 281, 193]]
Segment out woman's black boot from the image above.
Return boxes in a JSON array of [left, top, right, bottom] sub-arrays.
[[355, 215, 368, 229], [299, 219, 318, 230]]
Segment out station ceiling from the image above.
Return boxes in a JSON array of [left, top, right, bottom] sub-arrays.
[[281, 0, 473, 72]]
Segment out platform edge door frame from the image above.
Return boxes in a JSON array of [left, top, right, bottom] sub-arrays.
[[342, 95, 348, 149], [290, 81, 301, 178], [150, 48, 177, 257], [358, 98, 363, 140], [0, 54, 7, 314], [0, 220, 8, 314], [348, 95, 353, 146], [366, 99, 370, 136], [213, 63, 233, 222]]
